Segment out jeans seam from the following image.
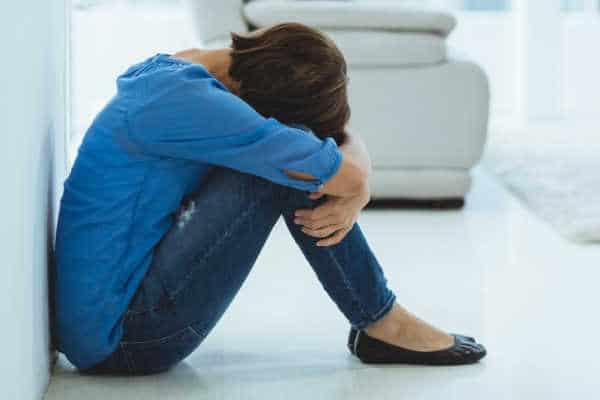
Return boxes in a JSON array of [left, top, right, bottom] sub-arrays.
[[167, 181, 276, 301], [125, 197, 270, 316], [119, 342, 136, 374], [120, 325, 193, 345], [188, 324, 205, 340], [323, 245, 372, 324], [124, 174, 284, 318]]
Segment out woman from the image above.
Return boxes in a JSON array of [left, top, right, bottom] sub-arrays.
[[54, 23, 486, 376]]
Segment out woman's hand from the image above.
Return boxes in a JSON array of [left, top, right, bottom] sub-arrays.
[[294, 185, 370, 246]]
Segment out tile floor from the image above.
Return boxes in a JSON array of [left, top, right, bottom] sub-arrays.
[[45, 168, 600, 399]]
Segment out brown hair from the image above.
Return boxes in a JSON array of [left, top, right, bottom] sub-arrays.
[[229, 23, 349, 144]]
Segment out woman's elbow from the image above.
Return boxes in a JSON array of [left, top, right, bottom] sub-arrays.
[[347, 170, 369, 196]]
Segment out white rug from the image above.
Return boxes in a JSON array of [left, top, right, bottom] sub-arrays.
[[482, 123, 600, 243]]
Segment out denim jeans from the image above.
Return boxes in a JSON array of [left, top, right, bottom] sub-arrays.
[[82, 167, 396, 375]]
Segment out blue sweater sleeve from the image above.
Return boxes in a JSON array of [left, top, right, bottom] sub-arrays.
[[126, 66, 342, 192]]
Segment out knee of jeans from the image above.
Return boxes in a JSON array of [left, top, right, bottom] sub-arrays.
[[278, 192, 331, 221], [279, 188, 315, 210], [207, 167, 318, 210], [209, 167, 277, 193]]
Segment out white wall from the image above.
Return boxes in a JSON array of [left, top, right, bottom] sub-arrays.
[[0, 1, 68, 399], [448, 12, 517, 118], [517, 0, 564, 119], [70, 2, 195, 155], [563, 15, 600, 118]]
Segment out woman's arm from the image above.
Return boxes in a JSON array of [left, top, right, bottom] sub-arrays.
[[340, 129, 372, 178], [285, 128, 371, 197], [290, 129, 372, 246]]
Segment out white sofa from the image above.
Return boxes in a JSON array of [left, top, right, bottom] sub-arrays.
[[184, 0, 490, 207]]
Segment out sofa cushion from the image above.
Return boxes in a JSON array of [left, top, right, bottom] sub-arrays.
[[243, 1, 456, 37], [347, 59, 489, 169], [324, 30, 446, 66], [207, 30, 445, 67], [183, 0, 249, 43]]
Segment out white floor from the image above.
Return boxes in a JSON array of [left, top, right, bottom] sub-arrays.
[[45, 168, 600, 399]]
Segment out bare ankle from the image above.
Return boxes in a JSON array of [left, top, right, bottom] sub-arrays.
[[363, 303, 454, 351], [365, 304, 405, 337]]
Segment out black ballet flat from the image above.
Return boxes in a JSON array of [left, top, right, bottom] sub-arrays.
[[347, 327, 486, 365]]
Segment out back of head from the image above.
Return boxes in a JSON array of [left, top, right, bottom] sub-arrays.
[[229, 23, 350, 144]]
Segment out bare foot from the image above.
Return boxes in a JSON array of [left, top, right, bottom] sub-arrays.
[[365, 303, 454, 352]]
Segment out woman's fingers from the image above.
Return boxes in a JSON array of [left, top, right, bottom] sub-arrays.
[[295, 199, 338, 220], [308, 191, 325, 200], [316, 226, 352, 247], [301, 224, 341, 239], [294, 215, 342, 230]]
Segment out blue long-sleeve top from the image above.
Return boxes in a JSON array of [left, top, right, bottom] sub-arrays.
[[54, 53, 342, 369]]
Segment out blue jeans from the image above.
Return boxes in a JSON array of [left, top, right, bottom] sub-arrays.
[[83, 167, 396, 375]]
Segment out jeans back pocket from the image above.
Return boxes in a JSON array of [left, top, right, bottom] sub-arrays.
[[121, 325, 204, 375]]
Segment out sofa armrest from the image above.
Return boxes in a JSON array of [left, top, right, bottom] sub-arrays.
[[243, 1, 457, 37]]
